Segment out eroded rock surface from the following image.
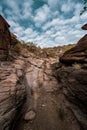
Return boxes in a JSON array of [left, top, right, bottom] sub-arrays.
[[0, 47, 84, 130], [55, 65, 87, 130], [54, 34, 87, 130], [0, 56, 27, 130], [15, 57, 80, 130]]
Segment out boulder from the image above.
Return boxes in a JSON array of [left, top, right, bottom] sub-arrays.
[[24, 110, 36, 121]]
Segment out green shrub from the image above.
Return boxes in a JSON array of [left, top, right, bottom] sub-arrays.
[[57, 108, 65, 120], [72, 63, 81, 69], [63, 44, 75, 52], [48, 52, 56, 58]]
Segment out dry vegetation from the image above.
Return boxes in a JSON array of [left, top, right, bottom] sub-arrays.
[[12, 41, 75, 58]]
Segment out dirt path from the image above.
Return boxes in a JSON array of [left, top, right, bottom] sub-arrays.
[[15, 58, 81, 130]]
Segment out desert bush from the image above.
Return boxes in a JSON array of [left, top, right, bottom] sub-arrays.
[[63, 44, 75, 52], [27, 42, 38, 52], [13, 43, 23, 53], [48, 52, 56, 58], [72, 63, 81, 69], [57, 108, 65, 120]]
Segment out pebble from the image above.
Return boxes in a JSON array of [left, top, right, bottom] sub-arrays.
[[24, 110, 36, 121]]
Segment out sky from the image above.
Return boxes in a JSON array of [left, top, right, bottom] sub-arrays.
[[0, 0, 87, 47]]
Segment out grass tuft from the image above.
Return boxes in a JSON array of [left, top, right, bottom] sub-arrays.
[[57, 108, 65, 120]]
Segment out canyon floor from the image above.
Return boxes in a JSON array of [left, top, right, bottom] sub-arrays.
[[14, 56, 81, 130]]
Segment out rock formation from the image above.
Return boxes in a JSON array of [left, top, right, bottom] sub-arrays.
[[54, 26, 87, 130], [0, 56, 27, 130], [15, 57, 80, 130], [60, 24, 87, 65], [60, 34, 87, 64], [0, 15, 11, 60], [0, 15, 19, 60], [11, 33, 19, 46], [0, 15, 86, 130]]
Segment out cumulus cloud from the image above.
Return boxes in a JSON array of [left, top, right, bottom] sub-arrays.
[[34, 4, 51, 27], [47, 0, 59, 10], [61, 0, 74, 13], [0, 0, 87, 47]]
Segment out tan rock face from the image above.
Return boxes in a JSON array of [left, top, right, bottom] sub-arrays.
[[15, 56, 81, 130], [0, 57, 26, 130]]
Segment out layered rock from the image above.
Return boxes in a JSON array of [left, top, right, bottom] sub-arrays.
[[0, 15, 20, 60], [15, 57, 80, 130], [0, 15, 11, 60], [0, 57, 27, 130], [60, 34, 87, 64], [55, 65, 87, 130], [11, 33, 19, 46], [54, 33, 87, 130]]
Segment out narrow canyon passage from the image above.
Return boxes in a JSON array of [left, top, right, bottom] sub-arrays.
[[15, 58, 80, 130]]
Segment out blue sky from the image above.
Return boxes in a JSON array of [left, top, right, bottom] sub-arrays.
[[0, 0, 87, 47]]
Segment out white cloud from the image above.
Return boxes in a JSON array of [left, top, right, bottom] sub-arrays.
[[74, 3, 83, 16], [47, 0, 59, 9], [1, 0, 87, 48], [80, 12, 87, 21], [61, 0, 74, 13], [6, 0, 20, 16], [34, 4, 51, 27], [55, 36, 66, 44], [45, 30, 53, 35], [4, 0, 33, 21], [22, 0, 33, 19]]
